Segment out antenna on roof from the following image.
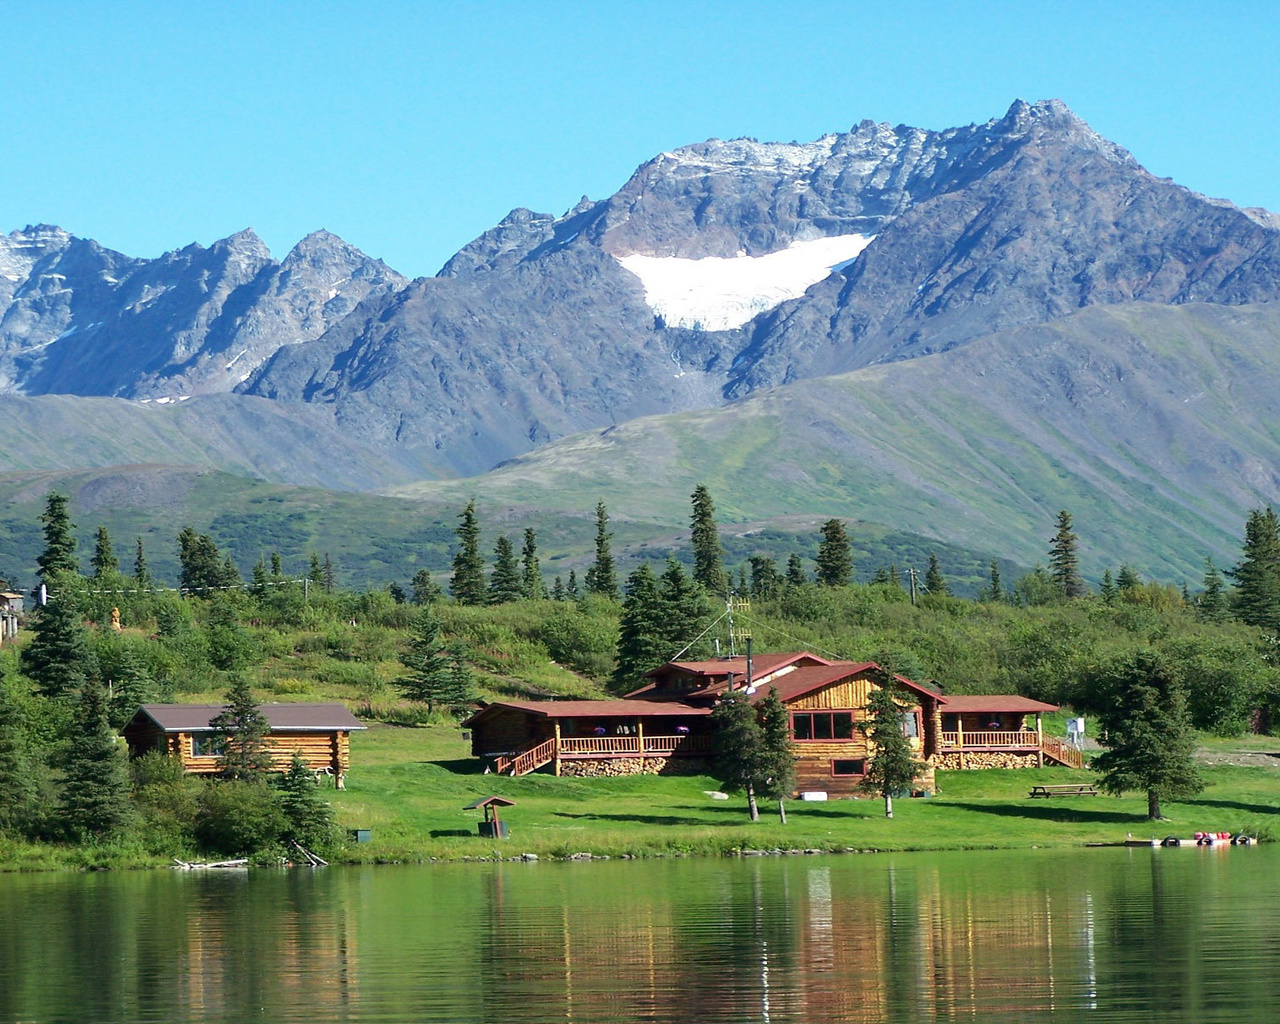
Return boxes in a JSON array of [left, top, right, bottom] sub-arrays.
[[726, 597, 752, 659]]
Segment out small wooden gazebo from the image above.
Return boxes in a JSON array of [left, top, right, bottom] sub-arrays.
[[464, 795, 516, 839]]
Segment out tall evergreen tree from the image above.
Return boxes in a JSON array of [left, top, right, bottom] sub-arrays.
[[860, 674, 924, 819], [58, 675, 134, 840], [1229, 506, 1280, 631], [613, 563, 668, 690], [710, 689, 762, 821], [924, 553, 948, 597], [1090, 650, 1204, 820], [322, 553, 337, 593], [386, 581, 407, 604], [450, 500, 487, 606], [90, 526, 118, 579], [488, 535, 524, 604], [133, 537, 152, 589], [584, 502, 619, 599], [785, 553, 808, 588], [410, 569, 443, 606], [0, 683, 38, 836], [660, 557, 713, 657], [1197, 557, 1229, 623], [755, 688, 796, 824], [36, 492, 79, 585], [689, 485, 727, 594], [210, 679, 274, 781], [308, 553, 324, 586], [270, 552, 283, 578], [99, 641, 156, 728], [442, 641, 478, 712], [815, 519, 853, 587], [396, 609, 454, 714], [984, 560, 1003, 602], [551, 576, 566, 601], [20, 598, 96, 699], [251, 557, 269, 597], [520, 528, 547, 599], [749, 555, 784, 599], [1049, 510, 1086, 598], [177, 528, 227, 595], [277, 753, 336, 849], [566, 570, 580, 599]]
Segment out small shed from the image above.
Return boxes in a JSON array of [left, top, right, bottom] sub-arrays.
[[0, 591, 23, 614], [122, 702, 366, 788]]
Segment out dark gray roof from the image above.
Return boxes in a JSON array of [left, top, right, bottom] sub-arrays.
[[132, 702, 366, 733]]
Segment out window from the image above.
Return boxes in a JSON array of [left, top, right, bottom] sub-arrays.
[[792, 711, 855, 741], [191, 734, 224, 758], [900, 712, 920, 738], [832, 759, 866, 776]]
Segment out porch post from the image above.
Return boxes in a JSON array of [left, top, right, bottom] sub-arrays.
[[956, 717, 964, 769], [554, 721, 562, 777], [636, 719, 644, 755], [1036, 713, 1044, 768]]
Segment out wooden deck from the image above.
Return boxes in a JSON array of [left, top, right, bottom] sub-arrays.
[[940, 731, 1084, 769], [494, 734, 713, 775]]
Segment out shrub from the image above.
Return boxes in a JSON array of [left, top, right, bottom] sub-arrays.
[[195, 779, 287, 856]]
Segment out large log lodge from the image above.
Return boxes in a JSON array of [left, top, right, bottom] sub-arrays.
[[466, 652, 1080, 795], [122, 703, 365, 788]]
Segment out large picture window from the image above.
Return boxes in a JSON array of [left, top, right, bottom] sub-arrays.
[[832, 759, 866, 777], [900, 712, 920, 738], [191, 734, 224, 758], [791, 711, 855, 741]]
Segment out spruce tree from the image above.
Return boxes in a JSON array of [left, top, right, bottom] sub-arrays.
[[689, 485, 727, 595], [410, 569, 442, 606], [58, 675, 134, 840], [815, 519, 853, 587], [710, 689, 762, 821], [450, 500, 487, 605], [659, 557, 713, 658], [1229, 507, 1280, 631], [1198, 557, 1229, 622], [133, 538, 152, 589], [100, 642, 156, 728], [1091, 649, 1204, 820], [613, 563, 670, 690], [322, 553, 337, 593], [251, 557, 269, 597], [36, 492, 78, 584], [20, 598, 96, 699], [1049, 510, 1086, 598], [520, 528, 547, 599], [442, 641, 478, 711], [922, 553, 947, 596], [566, 570, 580, 599], [984, 560, 1003, 602], [90, 526, 118, 579], [386, 581, 406, 604], [0, 683, 38, 836], [396, 609, 453, 714], [755, 688, 796, 824], [584, 502, 619, 599], [270, 552, 283, 578], [1117, 564, 1142, 591], [177, 528, 226, 595], [551, 576, 566, 601], [860, 674, 924, 819], [488, 535, 524, 604], [210, 678, 274, 781], [277, 754, 335, 849], [887, 564, 904, 593], [785, 553, 808, 588], [308, 553, 324, 586], [749, 555, 783, 599], [1100, 569, 1117, 605]]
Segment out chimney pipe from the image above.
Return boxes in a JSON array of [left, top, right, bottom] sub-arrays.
[[726, 671, 735, 692]]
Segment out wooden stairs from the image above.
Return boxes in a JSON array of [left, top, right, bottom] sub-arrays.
[[493, 738, 557, 777]]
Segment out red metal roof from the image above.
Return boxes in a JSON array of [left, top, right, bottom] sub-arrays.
[[936, 695, 1060, 713], [131, 703, 366, 732], [653, 651, 826, 679]]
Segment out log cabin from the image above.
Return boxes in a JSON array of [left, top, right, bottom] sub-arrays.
[[468, 652, 944, 795], [122, 702, 365, 788]]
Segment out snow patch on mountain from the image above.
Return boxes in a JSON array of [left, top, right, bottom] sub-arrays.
[[617, 234, 874, 331]]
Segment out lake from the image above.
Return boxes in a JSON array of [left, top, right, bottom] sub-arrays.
[[1, 846, 1278, 1023]]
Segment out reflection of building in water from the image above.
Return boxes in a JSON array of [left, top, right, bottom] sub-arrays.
[[176, 874, 358, 1019]]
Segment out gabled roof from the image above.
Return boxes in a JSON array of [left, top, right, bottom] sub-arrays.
[[749, 661, 941, 705], [464, 698, 710, 727], [936, 695, 1060, 714], [628, 651, 832, 700], [128, 703, 366, 733]]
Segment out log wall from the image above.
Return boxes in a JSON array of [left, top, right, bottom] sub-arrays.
[[177, 731, 351, 775], [470, 707, 542, 757]]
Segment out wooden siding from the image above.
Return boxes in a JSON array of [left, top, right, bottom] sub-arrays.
[[175, 731, 351, 776], [787, 678, 874, 710], [470, 707, 544, 757]]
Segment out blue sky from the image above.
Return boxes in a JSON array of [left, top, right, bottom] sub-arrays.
[[5, 1, 1278, 278]]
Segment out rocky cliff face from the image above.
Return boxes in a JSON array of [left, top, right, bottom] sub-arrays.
[[6, 100, 1280, 480], [0, 225, 405, 398]]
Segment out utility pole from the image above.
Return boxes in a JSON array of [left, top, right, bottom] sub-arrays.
[[907, 567, 918, 607]]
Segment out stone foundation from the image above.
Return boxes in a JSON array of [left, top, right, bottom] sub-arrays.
[[559, 756, 709, 778], [935, 751, 1039, 770]]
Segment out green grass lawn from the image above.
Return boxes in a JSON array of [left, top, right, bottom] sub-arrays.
[[324, 723, 1280, 863]]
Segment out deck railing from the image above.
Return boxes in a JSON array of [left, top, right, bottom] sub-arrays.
[[1040, 735, 1085, 769], [940, 731, 1039, 748], [641, 735, 713, 754], [558, 735, 714, 756]]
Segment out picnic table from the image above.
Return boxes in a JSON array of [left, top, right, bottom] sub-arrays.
[[1029, 783, 1098, 798]]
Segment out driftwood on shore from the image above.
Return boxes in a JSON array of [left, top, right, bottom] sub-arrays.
[[172, 858, 249, 870]]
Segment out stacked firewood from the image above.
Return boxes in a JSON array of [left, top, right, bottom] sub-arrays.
[[935, 751, 1038, 770]]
